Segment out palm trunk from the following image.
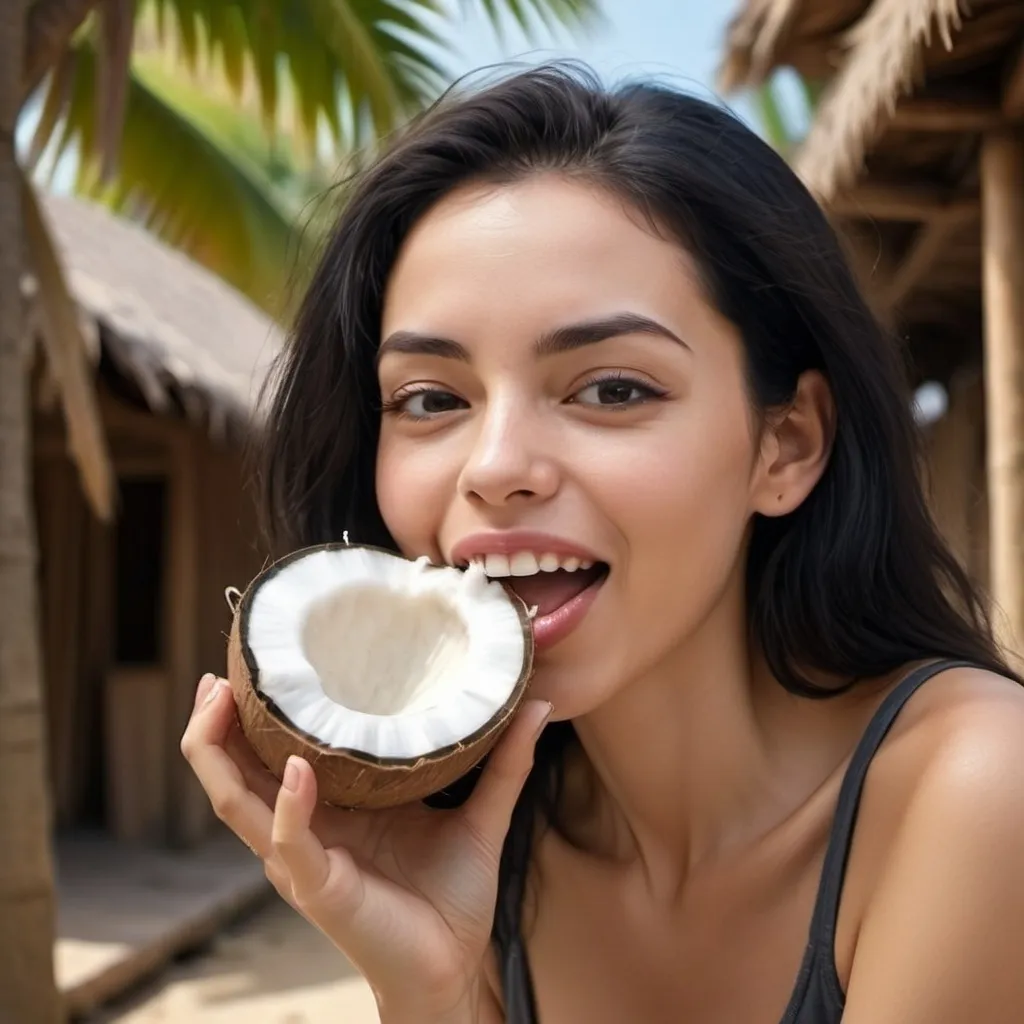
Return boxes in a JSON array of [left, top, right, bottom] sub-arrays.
[[0, 2, 64, 1021]]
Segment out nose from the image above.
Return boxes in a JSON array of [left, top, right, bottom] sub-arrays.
[[457, 400, 559, 508]]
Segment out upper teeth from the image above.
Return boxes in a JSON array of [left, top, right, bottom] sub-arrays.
[[470, 552, 595, 578]]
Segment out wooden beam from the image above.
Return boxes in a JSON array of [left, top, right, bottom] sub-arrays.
[[96, 389, 189, 440], [830, 182, 980, 222], [981, 130, 1024, 664], [111, 454, 170, 478], [891, 98, 1008, 133], [881, 203, 978, 307]]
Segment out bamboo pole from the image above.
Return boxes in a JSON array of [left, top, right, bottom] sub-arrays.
[[981, 130, 1024, 664]]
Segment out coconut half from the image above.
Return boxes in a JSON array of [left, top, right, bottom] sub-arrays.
[[226, 542, 534, 809]]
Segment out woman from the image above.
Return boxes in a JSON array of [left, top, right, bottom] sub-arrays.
[[180, 65, 1024, 1023]]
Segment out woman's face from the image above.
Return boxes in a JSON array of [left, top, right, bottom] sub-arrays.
[[376, 175, 776, 717]]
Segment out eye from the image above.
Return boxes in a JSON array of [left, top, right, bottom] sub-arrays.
[[385, 387, 468, 420], [571, 374, 666, 408]]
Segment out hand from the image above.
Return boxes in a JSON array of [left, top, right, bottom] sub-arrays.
[[180, 673, 551, 1019]]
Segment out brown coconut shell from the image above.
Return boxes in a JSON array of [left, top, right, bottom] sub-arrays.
[[226, 543, 535, 809]]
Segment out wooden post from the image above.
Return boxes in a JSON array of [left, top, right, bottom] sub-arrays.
[[981, 130, 1024, 663], [924, 370, 981, 573]]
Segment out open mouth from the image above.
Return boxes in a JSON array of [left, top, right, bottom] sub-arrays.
[[501, 562, 609, 618], [458, 552, 610, 649]]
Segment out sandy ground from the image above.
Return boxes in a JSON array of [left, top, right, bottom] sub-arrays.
[[83, 896, 380, 1024]]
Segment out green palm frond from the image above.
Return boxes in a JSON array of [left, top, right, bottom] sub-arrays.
[[20, 0, 599, 319], [469, 0, 598, 38], [32, 36, 305, 315], [143, 0, 451, 149], [131, 51, 334, 216]]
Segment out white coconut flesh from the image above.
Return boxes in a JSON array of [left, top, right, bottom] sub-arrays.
[[242, 547, 528, 760]]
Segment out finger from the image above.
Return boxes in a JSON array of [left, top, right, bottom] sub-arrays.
[[218, 702, 372, 845], [461, 700, 553, 850], [180, 678, 275, 857], [271, 756, 334, 900], [192, 673, 217, 713], [188, 675, 282, 810], [214, 700, 379, 853]]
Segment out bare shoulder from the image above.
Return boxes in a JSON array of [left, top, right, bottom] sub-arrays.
[[859, 663, 1024, 873], [883, 663, 1024, 871], [840, 664, 1024, 1023], [881, 663, 1024, 794]]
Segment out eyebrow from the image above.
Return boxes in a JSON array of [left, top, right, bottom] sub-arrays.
[[377, 311, 690, 364]]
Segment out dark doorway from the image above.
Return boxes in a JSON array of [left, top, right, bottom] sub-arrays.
[[114, 477, 167, 664]]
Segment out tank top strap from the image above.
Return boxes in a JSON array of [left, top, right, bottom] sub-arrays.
[[493, 796, 541, 1023], [807, 658, 979, 952]]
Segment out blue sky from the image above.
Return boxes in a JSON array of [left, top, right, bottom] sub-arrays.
[[434, 0, 758, 129]]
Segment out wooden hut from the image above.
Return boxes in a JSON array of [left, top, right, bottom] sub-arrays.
[[31, 191, 282, 852], [719, 0, 1024, 659]]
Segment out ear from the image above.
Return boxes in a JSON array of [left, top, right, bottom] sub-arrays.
[[751, 370, 835, 517]]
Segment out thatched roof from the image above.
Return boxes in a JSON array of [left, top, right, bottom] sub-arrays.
[[40, 192, 284, 440], [719, 0, 1024, 202], [719, 0, 1024, 364], [718, 0, 873, 92], [793, 0, 1022, 202]]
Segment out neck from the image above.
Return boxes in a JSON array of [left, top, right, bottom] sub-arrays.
[[567, 580, 863, 896]]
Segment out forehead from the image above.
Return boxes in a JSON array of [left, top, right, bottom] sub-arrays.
[[380, 175, 705, 337]]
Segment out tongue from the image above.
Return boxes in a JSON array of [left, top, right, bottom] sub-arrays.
[[505, 566, 604, 618]]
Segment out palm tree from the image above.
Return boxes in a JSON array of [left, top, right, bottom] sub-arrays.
[[0, 5, 64, 1022], [1, 2, 597, 1020], [27, 0, 597, 314]]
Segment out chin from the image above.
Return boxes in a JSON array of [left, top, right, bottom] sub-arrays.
[[526, 649, 623, 723]]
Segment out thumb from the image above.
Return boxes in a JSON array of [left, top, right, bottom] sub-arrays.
[[460, 699, 553, 849]]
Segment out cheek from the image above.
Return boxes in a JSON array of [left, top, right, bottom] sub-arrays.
[[375, 434, 455, 557], [597, 401, 756, 604], [538, 407, 756, 715]]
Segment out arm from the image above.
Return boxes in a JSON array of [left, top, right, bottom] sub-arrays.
[[842, 701, 1024, 1022]]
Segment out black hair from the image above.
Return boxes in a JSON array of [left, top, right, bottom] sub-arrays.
[[252, 61, 1017, 939]]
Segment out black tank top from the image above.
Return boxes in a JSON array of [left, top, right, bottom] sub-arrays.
[[491, 659, 979, 1023]]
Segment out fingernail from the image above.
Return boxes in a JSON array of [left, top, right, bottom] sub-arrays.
[[194, 674, 215, 708], [282, 756, 300, 792], [203, 678, 226, 706]]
